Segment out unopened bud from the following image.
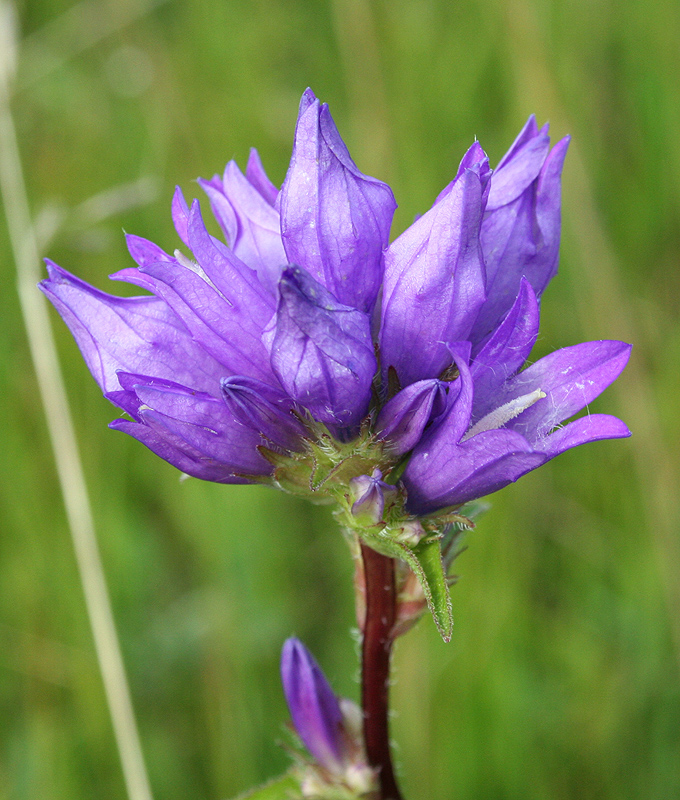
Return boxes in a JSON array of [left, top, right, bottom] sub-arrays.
[[349, 468, 397, 524], [395, 518, 427, 546], [281, 638, 345, 774]]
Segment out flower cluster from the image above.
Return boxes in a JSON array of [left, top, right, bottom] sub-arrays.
[[40, 88, 630, 521]]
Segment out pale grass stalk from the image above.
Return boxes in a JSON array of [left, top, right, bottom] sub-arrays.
[[0, 4, 153, 799]]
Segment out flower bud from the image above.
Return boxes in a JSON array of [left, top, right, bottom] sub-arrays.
[[349, 469, 397, 525], [281, 638, 346, 774], [281, 639, 377, 797]]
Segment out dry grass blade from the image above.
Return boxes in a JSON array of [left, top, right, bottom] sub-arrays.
[[0, 3, 153, 799]]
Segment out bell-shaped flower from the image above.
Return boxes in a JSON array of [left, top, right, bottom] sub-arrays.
[[403, 280, 631, 514], [379, 142, 490, 386], [280, 88, 396, 314], [265, 266, 376, 431], [349, 469, 398, 524], [281, 638, 375, 797], [220, 376, 308, 453], [108, 373, 273, 483], [376, 378, 449, 456], [281, 637, 347, 774], [470, 117, 570, 346]]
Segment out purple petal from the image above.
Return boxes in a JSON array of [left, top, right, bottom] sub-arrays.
[[471, 134, 570, 344], [376, 379, 448, 456], [125, 234, 172, 268], [141, 410, 267, 475], [110, 418, 253, 484], [121, 200, 277, 382], [171, 186, 191, 248], [434, 141, 491, 205], [39, 261, 225, 395], [128, 385, 270, 475], [280, 88, 396, 313], [109, 266, 157, 293], [533, 413, 631, 457], [268, 266, 376, 430], [380, 163, 487, 386], [408, 342, 473, 451], [532, 136, 570, 295], [486, 118, 550, 211], [197, 175, 239, 248], [220, 376, 308, 452], [404, 427, 544, 513], [137, 256, 276, 383], [470, 278, 540, 420], [498, 340, 632, 441], [349, 469, 396, 523], [186, 200, 274, 311], [246, 148, 279, 206], [200, 160, 287, 293], [457, 141, 492, 184], [281, 638, 345, 773], [496, 115, 540, 169], [107, 371, 210, 420]]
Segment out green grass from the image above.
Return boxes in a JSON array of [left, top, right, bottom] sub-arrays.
[[1, 0, 679, 797]]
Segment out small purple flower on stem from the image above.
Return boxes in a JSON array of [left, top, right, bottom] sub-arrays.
[[281, 638, 346, 773], [349, 469, 398, 524], [281, 638, 375, 794]]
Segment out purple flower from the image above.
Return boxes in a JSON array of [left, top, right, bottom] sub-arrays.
[[40, 88, 630, 512], [280, 90, 396, 314], [265, 265, 376, 430], [402, 279, 631, 513], [280, 638, 348, 773], [380, 142, 490, 385], [280, 639, 375, 793], [349, 469, 398, 524]]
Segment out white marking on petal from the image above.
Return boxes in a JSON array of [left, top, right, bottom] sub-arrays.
[[174, 248, 229, 302], [463, 389, 546, 440], [174, 248, 217, 286]]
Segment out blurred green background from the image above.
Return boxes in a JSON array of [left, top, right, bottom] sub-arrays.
[[1, 0, 679, 798]]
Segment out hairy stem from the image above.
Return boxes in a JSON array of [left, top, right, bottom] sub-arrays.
[[360, 542, 404, 800]]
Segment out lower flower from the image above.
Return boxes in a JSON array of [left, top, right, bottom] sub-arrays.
[[281, 639, 376, 798]]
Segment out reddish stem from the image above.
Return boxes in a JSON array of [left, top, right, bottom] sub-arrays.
[[360, 542, 404, 800]]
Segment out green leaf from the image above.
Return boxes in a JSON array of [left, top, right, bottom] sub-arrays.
[[392, 538, 454, 642], [359, 529, 454, 641], [231, 771, 302, 800]]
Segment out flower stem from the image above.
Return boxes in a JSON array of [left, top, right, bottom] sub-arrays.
[[360, 542, 404, 800]]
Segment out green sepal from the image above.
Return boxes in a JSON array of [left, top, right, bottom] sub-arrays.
[[361, 532, 453, 642], [257, 425, 389, 504], [231, 770, 302, 800], [398, 538, 453, 642]]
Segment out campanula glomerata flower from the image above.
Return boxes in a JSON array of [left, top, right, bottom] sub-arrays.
[[281, 638, 374, 794], [40, 88, 630, 517]]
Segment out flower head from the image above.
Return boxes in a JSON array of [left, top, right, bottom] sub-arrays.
[[40, 88, 630, 516]]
